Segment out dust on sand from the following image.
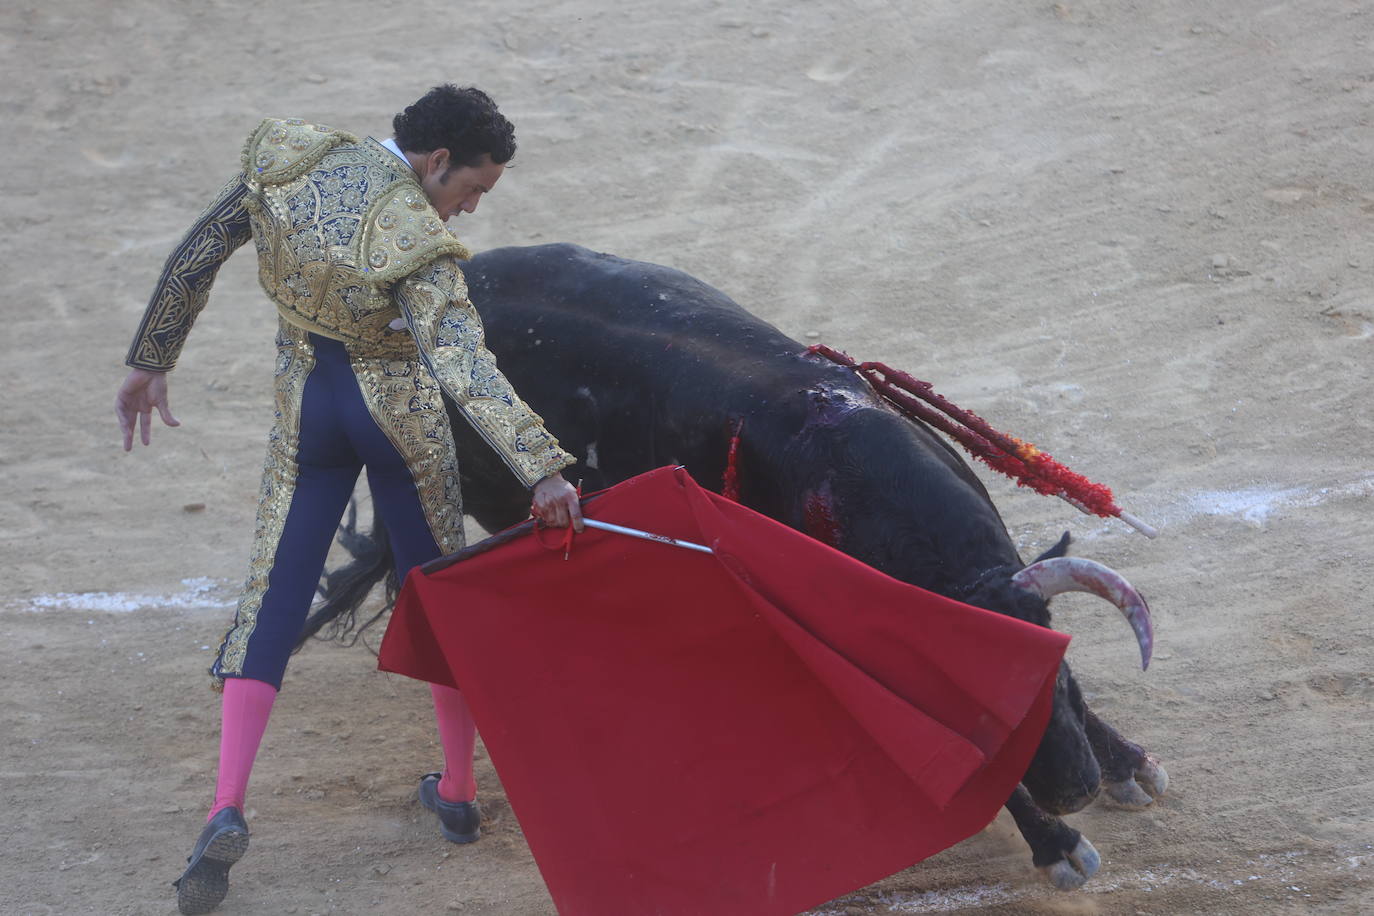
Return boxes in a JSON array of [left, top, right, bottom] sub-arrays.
[[5, 1, 1371, 913]]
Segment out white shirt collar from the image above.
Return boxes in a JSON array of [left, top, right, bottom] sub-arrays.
[[378, 137, 411, 168]]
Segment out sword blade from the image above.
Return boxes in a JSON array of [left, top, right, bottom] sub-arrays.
[[582, 519, 714, 554]]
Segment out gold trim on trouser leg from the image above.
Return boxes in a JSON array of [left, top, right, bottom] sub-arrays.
[[349, 353, 466, 557], [211, 323, 316, 688]]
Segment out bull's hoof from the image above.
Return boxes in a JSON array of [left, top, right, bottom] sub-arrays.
[[1138, 755, 1169, 795], [1039, 836, 1100, 891], [1103, 755, 1169, 809]]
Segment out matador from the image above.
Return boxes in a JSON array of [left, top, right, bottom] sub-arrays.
[[114, 86, 583, 916]]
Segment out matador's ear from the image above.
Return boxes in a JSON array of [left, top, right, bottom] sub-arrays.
[[420, 147, 452, 179]]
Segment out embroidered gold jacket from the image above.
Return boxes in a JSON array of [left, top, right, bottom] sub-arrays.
[[126, 117, 573, 488]]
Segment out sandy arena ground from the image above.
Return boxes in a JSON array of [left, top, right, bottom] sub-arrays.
[[4, 1, 1372, 913]]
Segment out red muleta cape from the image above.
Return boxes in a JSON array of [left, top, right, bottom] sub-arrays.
[[378, 466, 1069, 915]]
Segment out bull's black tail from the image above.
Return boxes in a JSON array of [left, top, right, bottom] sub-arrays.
[[293, 500, 397, 652]]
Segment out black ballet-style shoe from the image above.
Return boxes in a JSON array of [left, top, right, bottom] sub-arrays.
[[418, 773, 481, 844], [172, 806, 249, 915]]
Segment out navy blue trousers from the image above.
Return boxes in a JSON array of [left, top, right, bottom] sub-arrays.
[[223, 334, 445, 689]]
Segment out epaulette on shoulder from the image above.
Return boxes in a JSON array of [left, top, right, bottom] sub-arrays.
[[357, 179, 472, 286], [242, 118, 358, 186]]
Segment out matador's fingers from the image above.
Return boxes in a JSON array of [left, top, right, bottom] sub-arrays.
[[117, 403, 134, 452], [565, 493, 585, 533], [156, 399, 181, 430]]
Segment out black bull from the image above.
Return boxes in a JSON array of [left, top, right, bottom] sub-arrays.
[[318, 243, 1167, 889]]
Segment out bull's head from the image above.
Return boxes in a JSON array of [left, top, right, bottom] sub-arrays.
[[783, 404, 1155, 815], [1022, 661, 1097, 813], [971, 549, 1154, 814]]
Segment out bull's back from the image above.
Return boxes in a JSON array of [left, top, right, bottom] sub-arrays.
[[454, 245, 1000, 573], [454, 244, 864, 521], [463, 244, 815, 379]]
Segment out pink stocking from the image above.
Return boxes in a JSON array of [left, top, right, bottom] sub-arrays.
[[208, 678, 278, 820], [430, 683, 477, 803]]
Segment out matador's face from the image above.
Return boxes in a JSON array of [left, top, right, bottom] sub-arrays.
[[419, 152, 506, 222]]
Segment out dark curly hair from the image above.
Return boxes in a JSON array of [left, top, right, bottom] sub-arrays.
[[392, 84, 516, 166]]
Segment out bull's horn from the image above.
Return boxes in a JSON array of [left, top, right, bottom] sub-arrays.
[[1011, 557, 1154, 670]]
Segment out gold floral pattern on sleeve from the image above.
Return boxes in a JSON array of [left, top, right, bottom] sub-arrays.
[[126, 175, 253, 371], [395, 257, 575, 488]]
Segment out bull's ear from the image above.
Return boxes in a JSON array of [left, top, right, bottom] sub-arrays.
[[1031, 531, 1073, 564]]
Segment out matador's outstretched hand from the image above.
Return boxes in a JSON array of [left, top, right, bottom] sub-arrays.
[[116, 367, 180, 451]]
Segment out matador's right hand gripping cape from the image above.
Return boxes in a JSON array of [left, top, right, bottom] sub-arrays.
[[127, 118, 573, 488]]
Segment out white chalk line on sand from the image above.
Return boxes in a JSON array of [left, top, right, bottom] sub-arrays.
[[1176, 473, 1374, 526], [19, 476, 1372, 611], [1061, 472, 1374, 542], [811, 847, 1371, 913], [24, 577, 236, 613]]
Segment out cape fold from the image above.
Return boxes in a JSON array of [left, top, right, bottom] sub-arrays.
[[378, 466, 1069, 915]]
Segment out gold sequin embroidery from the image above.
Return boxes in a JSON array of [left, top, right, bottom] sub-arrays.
[[395, 258, 574, 488], [349, 357, 465, 557], [240, 120, 467, 351], [126, 176, 253, 371]]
